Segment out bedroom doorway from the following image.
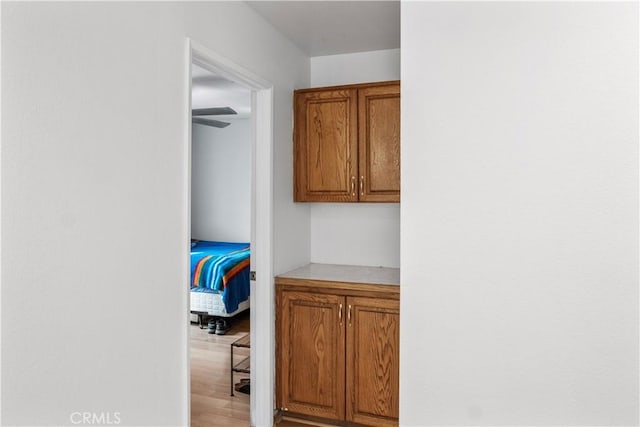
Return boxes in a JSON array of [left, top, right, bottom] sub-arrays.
[[190, 61, 253, 425], [187, 40, 274, 427]]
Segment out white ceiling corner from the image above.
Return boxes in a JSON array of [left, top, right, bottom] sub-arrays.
[[191, 1, 400, 120], [246, 1, 400, 57]]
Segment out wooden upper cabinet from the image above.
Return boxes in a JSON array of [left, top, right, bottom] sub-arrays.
[[294, 81, 400, 202], [358, 84, 401, 202], [294, 88, 358, 202]]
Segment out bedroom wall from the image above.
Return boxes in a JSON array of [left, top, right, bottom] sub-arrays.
[[191, 118, 251, 243], [1, 2, 310, 426], [400, 2, 638, 426], [309, 49, 401, 268]]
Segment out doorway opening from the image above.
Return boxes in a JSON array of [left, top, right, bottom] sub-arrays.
[[186, 40, 274, 427], [190, 61, 252, 424]]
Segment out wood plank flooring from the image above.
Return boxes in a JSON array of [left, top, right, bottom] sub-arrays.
[[190, 311, 250, 427]]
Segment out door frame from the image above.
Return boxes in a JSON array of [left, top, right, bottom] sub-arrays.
[[186, 38, 274, 427]]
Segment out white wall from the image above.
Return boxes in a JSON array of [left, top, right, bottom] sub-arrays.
[[310, 48, 400, 87], [191, 119, 251, 243], [309, 49, 400, 268], [401, 3, 638, 426], [1, 2, 309, 426], [185, 3, 311, 277]]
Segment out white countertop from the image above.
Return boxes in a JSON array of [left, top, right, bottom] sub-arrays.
[[277, 263, 400, 286]]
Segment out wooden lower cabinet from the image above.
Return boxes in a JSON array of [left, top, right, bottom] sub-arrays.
[[279, 290, 346, 420], [277, 284, 399, 426], [346, 297, 400, 426]]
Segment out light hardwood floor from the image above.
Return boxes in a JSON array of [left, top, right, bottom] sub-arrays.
[[190, 311, 250, 427]]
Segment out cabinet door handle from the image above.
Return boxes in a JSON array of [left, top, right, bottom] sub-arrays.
[[348, 304, 352, 325], [339, 303, 343, 325], [359, 176, 364, 196], [351, 176, 356, 196]]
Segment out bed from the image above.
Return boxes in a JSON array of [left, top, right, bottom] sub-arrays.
[[190, 240, 251, 318]]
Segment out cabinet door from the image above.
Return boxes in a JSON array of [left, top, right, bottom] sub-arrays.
[[279, 291, 346, 420], [346, 296, 400, 426], [358, 83, 400, 202], [294, 88, 358, 202]]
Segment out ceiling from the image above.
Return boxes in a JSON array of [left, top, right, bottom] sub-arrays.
[[246, 1, 400, 57], [192, 1, 400, 120], [191, 64, 252, 121]]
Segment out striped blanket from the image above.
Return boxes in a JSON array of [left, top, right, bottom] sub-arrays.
[[190, 240, 250, 312]]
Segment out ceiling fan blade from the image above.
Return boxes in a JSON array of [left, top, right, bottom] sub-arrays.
[[192, 117, 231, 128], [192, 107, 237, 116]]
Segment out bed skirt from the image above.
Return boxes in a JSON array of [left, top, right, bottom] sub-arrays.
[[190, 289, 250, 317]]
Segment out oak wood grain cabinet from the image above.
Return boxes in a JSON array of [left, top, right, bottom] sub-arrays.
[[278, 290, 346, 420], [294, 81, 400, 203], [276, 266, 399, 426], [346, 296, 400, 426]]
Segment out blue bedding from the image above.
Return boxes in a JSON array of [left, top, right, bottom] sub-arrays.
[[190, 240, 250, 313]]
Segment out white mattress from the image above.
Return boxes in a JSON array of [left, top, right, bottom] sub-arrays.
[[190, 290, 250, 317]]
